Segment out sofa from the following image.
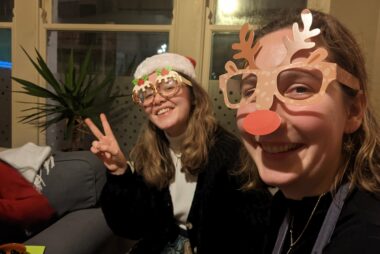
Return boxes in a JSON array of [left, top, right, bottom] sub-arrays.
[[24, 151, 134, 254]]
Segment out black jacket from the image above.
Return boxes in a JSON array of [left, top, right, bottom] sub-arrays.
[[265, 188, 380, 253], [100, 127, 271, 253]]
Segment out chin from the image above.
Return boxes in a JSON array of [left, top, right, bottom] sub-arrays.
[[258, 167, 300, 188]]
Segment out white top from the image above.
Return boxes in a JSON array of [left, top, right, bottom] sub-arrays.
[[166, 132, 197, 230]]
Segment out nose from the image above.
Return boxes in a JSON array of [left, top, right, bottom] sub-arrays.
[[152, 92, 166, 105], [242, 97, 282, 136], [243, 110, 281, 136]]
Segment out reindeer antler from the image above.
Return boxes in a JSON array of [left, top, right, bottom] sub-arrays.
[[231, 23, 262, 69], [282, 9, 321, 64]]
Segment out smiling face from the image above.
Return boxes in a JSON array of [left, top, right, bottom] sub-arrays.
[[237, 28, 357, 199], [143, 81, 192, 137]]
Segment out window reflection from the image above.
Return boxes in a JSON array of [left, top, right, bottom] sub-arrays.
[[47, 31, 169, 76], [216, 0, 307, 25], [0, 0, 13, 22], [54, 0, 173, 24], [210, 32, 240, 80]]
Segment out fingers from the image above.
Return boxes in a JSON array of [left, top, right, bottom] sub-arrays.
[[85, 117, 104, 140], [91, 140, 108, 153], [100, 113, 115, 138], [90, 141, 113, 160]]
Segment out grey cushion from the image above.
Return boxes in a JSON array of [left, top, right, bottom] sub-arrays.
[[41, 151, 106, 216], [25, 208, 113, 254]]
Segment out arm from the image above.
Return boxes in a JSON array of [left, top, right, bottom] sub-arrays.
[[85, 113, 128, 175], [100, 169, 160, 240], [86, 114, 167, 240]]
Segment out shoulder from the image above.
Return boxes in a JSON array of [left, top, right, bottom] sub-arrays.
[[342, 188, 380, 225], [207, 126, 241, 163], [326, 188, 380, 252], [212, 126, 241, 151]]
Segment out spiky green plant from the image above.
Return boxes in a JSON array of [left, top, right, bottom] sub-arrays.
[[12, 47, 126, 150]]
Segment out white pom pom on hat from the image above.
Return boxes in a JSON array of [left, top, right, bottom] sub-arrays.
[[133, 53, 196, 79]]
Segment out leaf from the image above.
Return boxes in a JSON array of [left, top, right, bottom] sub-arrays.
[[12, 77, 63, 101], [21, 47, 64, 95], [75, 47, 93, 95], [15, 46, 128, 149], [83, 70, 115, 105], [64, 50, 75, 92]]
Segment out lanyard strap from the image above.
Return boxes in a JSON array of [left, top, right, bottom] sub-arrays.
[[311, 183, 349, 253], [272, 184, 350, 254]]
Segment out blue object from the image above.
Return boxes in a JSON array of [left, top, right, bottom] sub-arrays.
[[0, 61, 12, 69]]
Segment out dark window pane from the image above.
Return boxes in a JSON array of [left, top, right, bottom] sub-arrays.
[[0, 0, 14, 22], [47, 31, 169, 76], [54, 0, 173, 24], [216, 0, 307, 25], [0, 29, 11, 147], [210, 32, 240, 80]]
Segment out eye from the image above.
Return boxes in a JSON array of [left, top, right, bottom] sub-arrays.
[[283, 84, 316, 99], [143, 88, 154, 99], [240, 75, 257, 99], [162, 79, 177, 91], [241, 86, 256, 98], [278, 68, 323, 100]]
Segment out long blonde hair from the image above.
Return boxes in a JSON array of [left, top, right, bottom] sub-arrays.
[[130, 75, 217, 189]]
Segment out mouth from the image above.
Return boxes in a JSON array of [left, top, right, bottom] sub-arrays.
[[156, 107, 173, 115], [260, 143, 303, 154]]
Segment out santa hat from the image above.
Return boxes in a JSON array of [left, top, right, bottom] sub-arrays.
[[134, 53, 196, 79]]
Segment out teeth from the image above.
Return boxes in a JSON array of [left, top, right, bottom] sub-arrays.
[[157, 108, 171, 115], [261, 143, 300, 153]]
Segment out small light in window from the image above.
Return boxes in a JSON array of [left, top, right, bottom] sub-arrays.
[[157, 44, 167, 54], [218, 0, 238, 15]]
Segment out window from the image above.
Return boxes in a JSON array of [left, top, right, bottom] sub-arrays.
[[203, 0, 308, 135], [54, 0, 173, 24], [0, 0, 13, 147], [43, 0, 173, 151], [0, 0, 13, 22]]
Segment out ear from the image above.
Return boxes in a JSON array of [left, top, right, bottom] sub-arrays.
[[344, 91, 366, 134]]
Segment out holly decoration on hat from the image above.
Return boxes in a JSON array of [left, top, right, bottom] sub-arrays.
[[156, 66, 172, 76], [132, 75, 148, 86]]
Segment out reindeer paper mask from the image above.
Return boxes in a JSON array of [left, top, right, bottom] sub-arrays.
[[219, 9, 361, 136]]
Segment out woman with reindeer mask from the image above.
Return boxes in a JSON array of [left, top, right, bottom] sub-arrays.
[[219, 9, 380, 253]]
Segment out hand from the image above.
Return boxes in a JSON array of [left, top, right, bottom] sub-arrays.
[[85, 113, 128, 175]]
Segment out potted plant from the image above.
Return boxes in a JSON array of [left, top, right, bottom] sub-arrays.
[[12, 47, 127, 151]]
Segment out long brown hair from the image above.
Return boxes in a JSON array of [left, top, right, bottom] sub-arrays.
[[240, 9, 380, 194], [130, 74, 217, 189]]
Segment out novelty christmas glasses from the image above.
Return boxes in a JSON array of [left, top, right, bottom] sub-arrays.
[[132, 67, 192, 106], [219, 9, 361, 135], [219, 57, 360, 110]]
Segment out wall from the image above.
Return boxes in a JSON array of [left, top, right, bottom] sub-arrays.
[[330, 0, 380, 116]]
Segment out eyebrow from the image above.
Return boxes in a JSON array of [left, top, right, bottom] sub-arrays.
[[242, 73, 257, 81], [279, 68, 322, 80]]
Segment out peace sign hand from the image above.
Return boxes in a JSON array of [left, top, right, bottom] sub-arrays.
[[85, 113, 128, 175]]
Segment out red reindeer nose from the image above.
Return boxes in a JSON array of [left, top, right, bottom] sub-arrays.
[[243, 110, 281, 136]]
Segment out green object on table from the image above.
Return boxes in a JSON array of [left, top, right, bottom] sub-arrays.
[[25, 245, 45, 254]]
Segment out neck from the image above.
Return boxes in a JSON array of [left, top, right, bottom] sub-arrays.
[[287, 192, 327, 253], [281, 178, 333, 200], [282, 163, 341, 200], [165, 131, 186, 153]]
